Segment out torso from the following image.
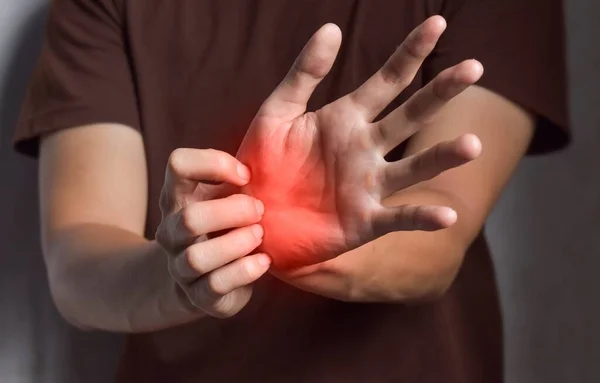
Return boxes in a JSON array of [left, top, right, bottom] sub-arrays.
[[116, 1, 502, 381]]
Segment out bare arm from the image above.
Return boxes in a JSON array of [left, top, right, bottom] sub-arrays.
[[40, 124, 191, 332], [40, 124, 269, 332], [283, 85, 535, 302]]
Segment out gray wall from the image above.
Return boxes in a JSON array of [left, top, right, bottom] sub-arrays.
[[0, 1, 597, 382], [485, 2, 600, 382], [0, 2, 122, 383]]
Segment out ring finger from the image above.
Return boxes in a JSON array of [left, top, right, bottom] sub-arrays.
[[380, 134, 481, 197], [162, 194, 264, 251], [374, 59, 483, 154], [171, 224, 265, 283], [190, 253, 272, 318]]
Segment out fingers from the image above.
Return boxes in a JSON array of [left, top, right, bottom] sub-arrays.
[[188, 253, 271, 318], [348, 15, 446, 121], [374, 59, 484, 154], [372, 204, 458, 236], [259, 23, 342, 120], [166, 216, 270, 319], [194, 253, 271, 317], [381, 134, 482, 197], [158, 194, 264, 251], [171, 224, 265, 282], [198, 286, 254, 319], [162, 148, 251, 211]]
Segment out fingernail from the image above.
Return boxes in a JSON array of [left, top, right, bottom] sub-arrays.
[[432, 15, 447, 31], [442, 208, 458, 223], [252, 224, 264, 239], [255, 199, 264, 216], [257, 254, 271, 267], [237, 163, 251, 181]]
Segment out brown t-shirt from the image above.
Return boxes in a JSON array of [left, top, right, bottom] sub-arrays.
[[14, 0, 569, 382]]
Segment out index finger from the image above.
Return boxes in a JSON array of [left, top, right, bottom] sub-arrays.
[[162, 148, 251, 209], [258, 23, 342, 121]]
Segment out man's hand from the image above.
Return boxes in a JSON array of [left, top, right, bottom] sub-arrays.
[[155, 149, 270, 318], [237, 16, 483, 270]]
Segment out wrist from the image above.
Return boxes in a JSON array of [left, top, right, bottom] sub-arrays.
[[271, 256, 360, 302], [130, 242, 207, 332]]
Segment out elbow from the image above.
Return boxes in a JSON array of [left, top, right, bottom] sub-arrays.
[[46, 267, 96, 332], [42, 232, 97, 331], [43, 247, 97, 331], [54, 303, 96, 332]]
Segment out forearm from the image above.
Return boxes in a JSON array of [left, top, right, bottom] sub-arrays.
[[44, 223, 203, 333], [278, 230, 465, 302], [342, 230, 466, 302]]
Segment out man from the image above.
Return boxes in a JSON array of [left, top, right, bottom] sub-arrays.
[[14, 0, 568, 382]]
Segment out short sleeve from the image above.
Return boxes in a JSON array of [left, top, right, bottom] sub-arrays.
[[13, 0, 140, 158], [425, 0, 570, 154]]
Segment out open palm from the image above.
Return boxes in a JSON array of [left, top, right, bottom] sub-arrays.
[[237, 17, 483, 270]]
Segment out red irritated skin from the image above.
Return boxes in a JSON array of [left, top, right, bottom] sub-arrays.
[[239, 113, 374, 270], [235, 19, 483, 272]]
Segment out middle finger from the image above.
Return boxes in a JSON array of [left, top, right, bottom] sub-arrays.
[[165, 194, 264, 250], [172, 224, 264, 282], [347, 15, 447, 121]]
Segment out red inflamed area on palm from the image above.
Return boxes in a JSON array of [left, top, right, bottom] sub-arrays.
[[240, 133, 346, 271]]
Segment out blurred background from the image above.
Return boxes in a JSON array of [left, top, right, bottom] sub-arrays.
[[1, 1, 598, 382]]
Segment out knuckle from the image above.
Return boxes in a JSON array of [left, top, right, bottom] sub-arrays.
[[409, 152, 425, 174], [204, 260, 256, 303], [179, 204, 201, 234], [187, 278, 219, 312], [237, 228, 260, 249], [155, 223, 169, 248], [380, 63, 408, 86], [167, 148, 189, 176], [211, 288, 252, 318], [230, 194, 260, 217], [432, 144, 444, 167], [394, 75, 413, 90], [166, 258, 180, 280], [409, 147, 441, 177], [402, 204, 420, 228], [204, 148, 219, 158], [207, 149, 230, 174], [206, 272, 229, 297], [210, 295, 238, 318], [413, 205, 431, 229], [183, 246, 207, 276], [431, 74, 452, 101], [403, 36, 427, 60], [237, 259, 256, 282], [225, 227, 256, 251], [185, 285, 205, 310], [158, 188, 170, 212], [402, 102, 421, 124], [159, 177, 188, 212], [227, 193, 248, 204]]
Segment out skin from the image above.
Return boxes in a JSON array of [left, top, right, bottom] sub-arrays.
[[237, 19, 482, 271], [39, 16, 534, 332]]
